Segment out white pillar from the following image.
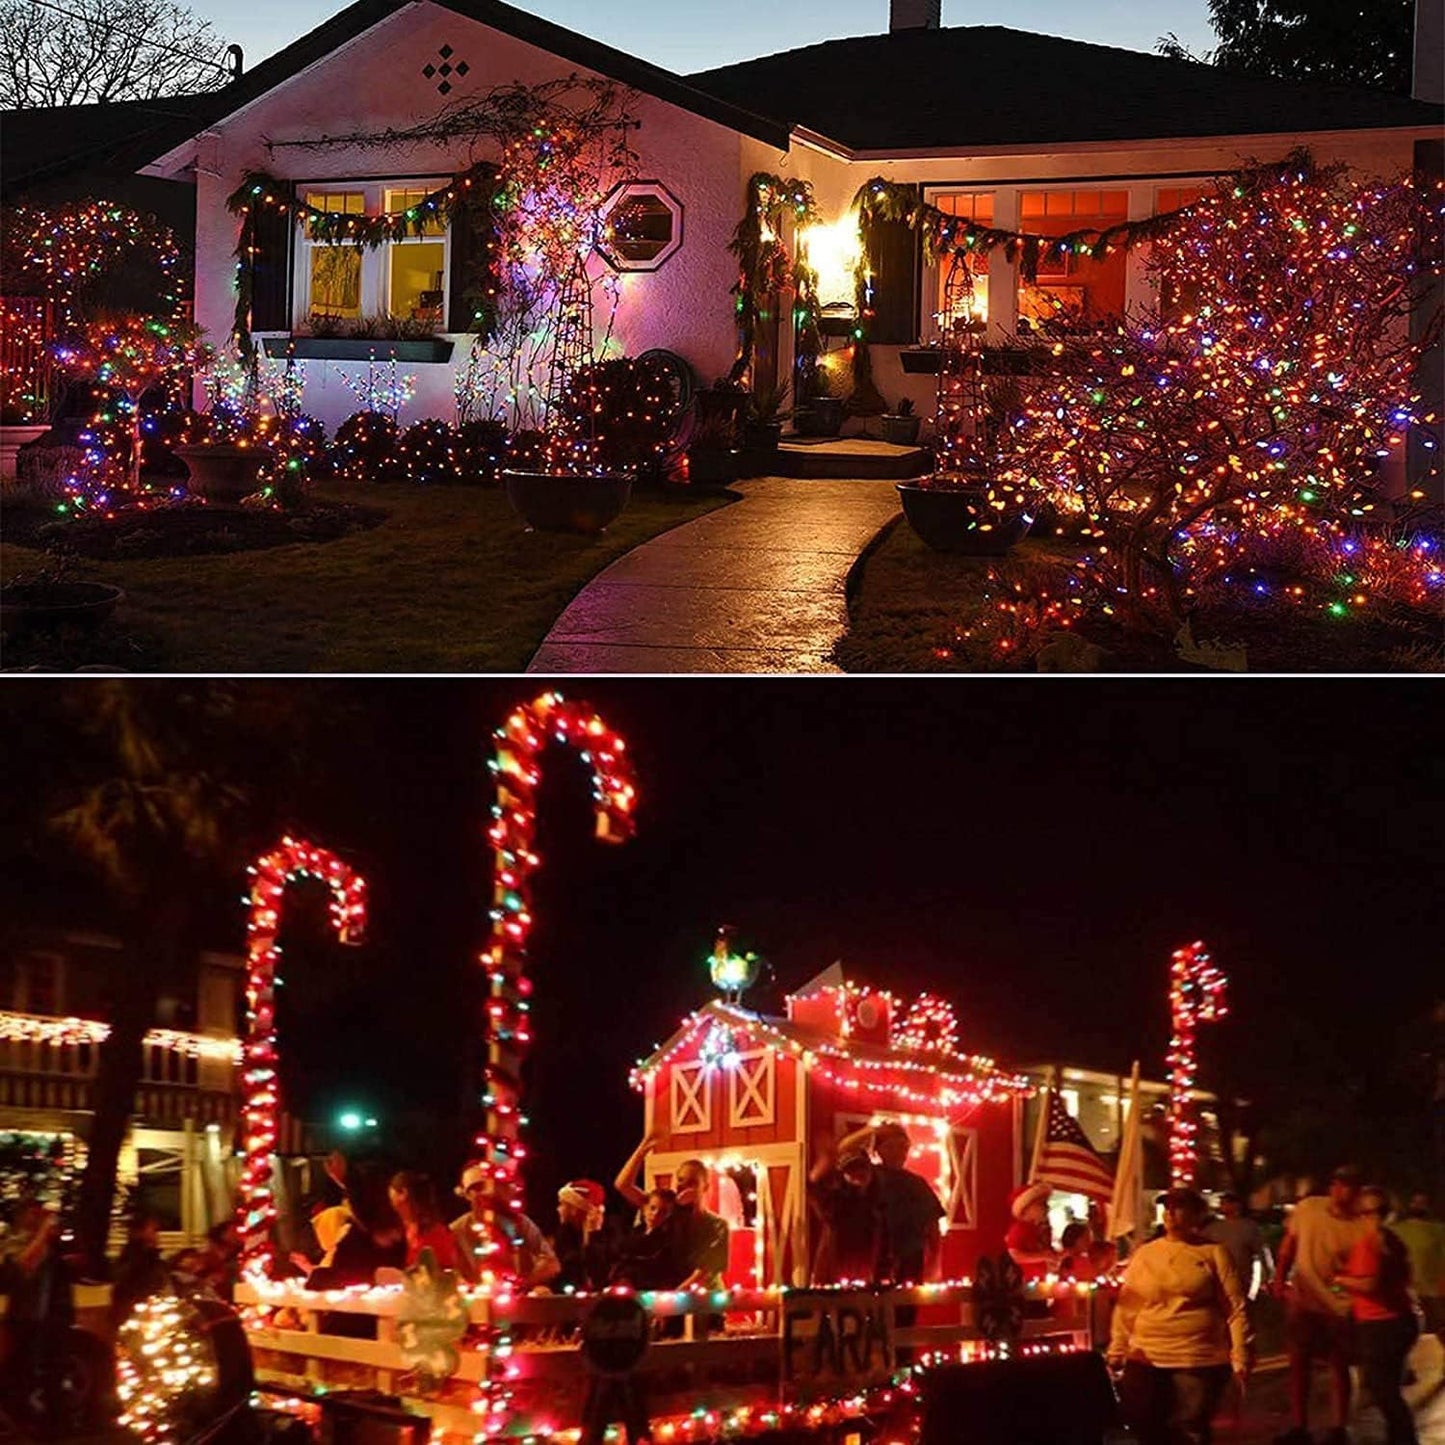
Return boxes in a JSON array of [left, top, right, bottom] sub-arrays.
[[987, 188, 1019, 343], [1124, 183, 1157, 319]]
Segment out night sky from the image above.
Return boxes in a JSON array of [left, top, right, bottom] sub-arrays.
[[5, 680, 1440, 1216]]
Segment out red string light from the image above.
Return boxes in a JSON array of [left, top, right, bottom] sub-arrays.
[[1167, 940, 1227, 1188]]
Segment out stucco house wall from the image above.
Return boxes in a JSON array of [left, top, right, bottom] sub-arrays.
[[175, 1, 747, 429]]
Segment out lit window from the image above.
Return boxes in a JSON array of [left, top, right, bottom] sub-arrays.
[[297, 183, 451, 330], [1017, 188, 1128, 331], [930, 192, 993, 328], [1060, 1088, 1080, 1118]]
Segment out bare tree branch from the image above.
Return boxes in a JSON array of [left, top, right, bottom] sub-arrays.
[[0, 0, 229, 108]]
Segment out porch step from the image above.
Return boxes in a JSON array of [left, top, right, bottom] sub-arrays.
[[774, 437, 931, 480]]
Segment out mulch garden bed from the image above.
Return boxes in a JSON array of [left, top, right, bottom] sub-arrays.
[[3, 500, 386, 561]]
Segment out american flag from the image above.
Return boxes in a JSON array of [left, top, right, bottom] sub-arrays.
[[1034, 1091, 1115, 1198]]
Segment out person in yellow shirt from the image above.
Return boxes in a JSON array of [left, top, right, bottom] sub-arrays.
[[1107, 1187, 1252, 1445]]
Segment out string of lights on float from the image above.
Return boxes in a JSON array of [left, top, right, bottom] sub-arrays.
[[1166, 940, 1227, 1188], [237, 836, 367, 1279]]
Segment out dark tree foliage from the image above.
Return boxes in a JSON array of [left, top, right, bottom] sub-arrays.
[[1159, 0, 1417, 96]]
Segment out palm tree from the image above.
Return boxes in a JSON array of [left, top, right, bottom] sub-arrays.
[[37, 681, 333, 1276]]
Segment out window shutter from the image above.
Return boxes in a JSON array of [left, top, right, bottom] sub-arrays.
[[866, 187, 920, 345], [448, 171, 498, 336], [249, 185, 295, 331]]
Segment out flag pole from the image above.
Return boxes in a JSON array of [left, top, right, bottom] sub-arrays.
[[1029, 1065, 1054, 1183], [1107, 1059, 1143, 1241]]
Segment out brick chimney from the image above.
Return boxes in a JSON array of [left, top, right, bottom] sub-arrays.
[[890, 0, 941, 31], [1416, 0, 1443, 103]]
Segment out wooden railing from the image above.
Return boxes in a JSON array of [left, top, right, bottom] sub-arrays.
[[236, 1278, 1103, 1439]]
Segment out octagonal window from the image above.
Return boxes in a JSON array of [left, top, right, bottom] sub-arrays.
[[599, 181, 683, 272]]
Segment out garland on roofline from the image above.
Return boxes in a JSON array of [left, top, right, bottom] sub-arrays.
[[225, 164, 499, 355], [728, 172, 821, 383], [851, 150, 1325, 289]]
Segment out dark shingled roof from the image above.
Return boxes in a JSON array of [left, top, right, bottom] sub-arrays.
[[687, 27, 1444, 152]]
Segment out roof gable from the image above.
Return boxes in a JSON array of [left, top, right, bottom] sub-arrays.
[[138, 0, 787, 171], [688, 26, 1443, 153]]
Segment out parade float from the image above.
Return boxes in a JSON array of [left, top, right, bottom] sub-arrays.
[[114, 694, 1125, 1445]]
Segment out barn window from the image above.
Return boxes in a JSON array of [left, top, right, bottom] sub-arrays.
[[728, 1050, 775, 1128], [670, 1060, 711, 1133]]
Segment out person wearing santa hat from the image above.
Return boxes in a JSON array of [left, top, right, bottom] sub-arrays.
[[1006, 1181, 1061, 1279], [450, 1163, 560, 1288], [553, 1179, 609, 1292]]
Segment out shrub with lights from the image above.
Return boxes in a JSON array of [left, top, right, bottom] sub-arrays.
[[991, 154, 1443, 635], [557, 355, 688, 483], [332, 410, 403, 484], [398, 418, 462, 486]]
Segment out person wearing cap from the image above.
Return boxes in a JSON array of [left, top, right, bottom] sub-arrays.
[[808, 1136, 885, 1285], [1107, 1186, 1251, 1445], [450, 1163, 559, 1288], [553, 1178, 610, 1291], [1005, 1181, 1059, 1279], [1269, 1166, 1366, 1445], [870, 1122, 945, 1284]]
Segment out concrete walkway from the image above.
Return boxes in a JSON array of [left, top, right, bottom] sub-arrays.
[[527, 477, 901, 674]]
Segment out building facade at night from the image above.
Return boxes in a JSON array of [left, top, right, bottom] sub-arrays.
[[134, 0, 1441, 470]]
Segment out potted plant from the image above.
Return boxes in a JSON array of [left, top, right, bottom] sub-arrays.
[[741, 382, 790, 452], [685, 410, 741, 491], [793, 367, 845, 438], [175, 352, 273, 505], [897, 468, 1034, 554], [1, 558, 124, 636], [880, 397, 921, 446]]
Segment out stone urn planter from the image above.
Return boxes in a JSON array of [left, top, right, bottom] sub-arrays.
[[1, 580, 124, 635], [175, 443, 271, 504], [503, 470, 632, 535], [897, 480, 1032, 555], [793, 398, 845, 438], [0, 424, 50, 481]]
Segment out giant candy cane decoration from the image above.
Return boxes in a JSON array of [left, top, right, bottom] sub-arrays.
[[478, 694, 637, 1228], [1167, 940, 1227, 1188], [237, 836, 367, 1279]]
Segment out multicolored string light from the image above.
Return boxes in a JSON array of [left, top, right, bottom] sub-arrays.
[[1167, 940, 1227, 1187], [478, 694, 637, 1223], [237, 836, 367, 1279]]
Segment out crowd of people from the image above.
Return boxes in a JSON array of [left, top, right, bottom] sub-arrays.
[[1099, 1168, 1443, 1445]]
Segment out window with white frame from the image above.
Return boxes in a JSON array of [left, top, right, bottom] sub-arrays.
[[923, 191, 994, 331], [296, 183, 452, 330]]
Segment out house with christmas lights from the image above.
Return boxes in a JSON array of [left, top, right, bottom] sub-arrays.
[[0, 930, 256, 1248], [127, 0, 1441, 477]]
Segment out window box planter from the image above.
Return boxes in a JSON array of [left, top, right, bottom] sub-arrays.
[[1, 580, 124, 636], [899, 348, 942, 375], [261, 337, 455, 364], [503, 470, 632, 535], [897, 480, 1032, 555], [175, 443, 273, 504]]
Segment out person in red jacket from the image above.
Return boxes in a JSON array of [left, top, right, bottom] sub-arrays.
[[1005, 1182, 1059, 1278]]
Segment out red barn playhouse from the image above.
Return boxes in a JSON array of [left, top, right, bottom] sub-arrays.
[[629, 968, 1032, 1290]]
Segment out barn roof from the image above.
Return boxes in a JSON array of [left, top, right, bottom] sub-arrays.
[[631, 999, 1030, 1102]]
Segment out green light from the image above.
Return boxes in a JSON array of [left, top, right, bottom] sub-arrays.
[[338, 1110, 363, 1131]]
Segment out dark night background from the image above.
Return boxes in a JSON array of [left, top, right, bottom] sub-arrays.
[[3, 680, 1441, 1217]]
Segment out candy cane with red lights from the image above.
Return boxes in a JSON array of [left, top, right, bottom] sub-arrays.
[[479, 694, 636, 1224], [1167, 940, 1227, 1187], [237, 836, 367, 1278]]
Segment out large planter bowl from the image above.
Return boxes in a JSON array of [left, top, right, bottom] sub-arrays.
[[897, 481, 1032, 555], [1, 581, 124, 635], [175, 443, 271, 504], [0, 424, 50, 481], [503, 470, 632, 535]]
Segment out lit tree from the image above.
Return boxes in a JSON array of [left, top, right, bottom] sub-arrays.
[[996, 155, 1442, 631]]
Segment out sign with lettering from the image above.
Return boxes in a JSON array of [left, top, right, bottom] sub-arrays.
[[781, 1291, 894, 1401]]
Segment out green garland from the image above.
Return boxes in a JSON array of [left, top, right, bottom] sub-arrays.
[[225, 163, 500, 354], [727, 172, 820, 383]]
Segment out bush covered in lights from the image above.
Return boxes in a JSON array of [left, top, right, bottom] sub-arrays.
[[332, 411, 403, 485], [991, 153, 1443, 635], [557, 356, 687, 482]]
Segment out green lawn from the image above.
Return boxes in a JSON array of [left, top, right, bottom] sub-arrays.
[[1, 484, 729, 672], [837, 518, 1443, 674]]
